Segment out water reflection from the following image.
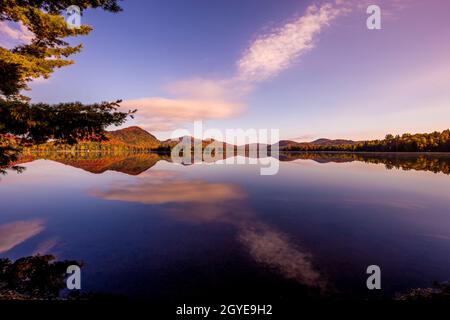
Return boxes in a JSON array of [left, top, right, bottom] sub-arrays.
[[9, 151, 450, 176], [92, 171, 245, 205], [33, 238, 59, 256], [237, 222, 324, 288], [0, 219, 45, 253], [0, 254, 82, 300], [16, 152, 168, 175], [93, 169, 326, 289], [280, 152, 450, 175], [1, 151, 450, 300]]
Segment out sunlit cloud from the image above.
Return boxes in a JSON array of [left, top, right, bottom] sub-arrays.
[[125, 2, 345, 132], [237, 3, 342, 82], [0, 219, 45, 253], [121, 97, 243, 132], [167, 78, 233, 100], [122, 0, 417, 134], [122, 97, 242, 121]]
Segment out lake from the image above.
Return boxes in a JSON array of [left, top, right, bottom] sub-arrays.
[[1, 152, 450, 301]]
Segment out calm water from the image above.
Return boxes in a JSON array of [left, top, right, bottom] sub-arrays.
[[1, 152, 450, 301]]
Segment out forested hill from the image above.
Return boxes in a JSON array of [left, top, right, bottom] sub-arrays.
[[107, 126, 161, 149], [279, 130, 450, 152], [28, 126, 164, 152], [25, 127, 450, 153]]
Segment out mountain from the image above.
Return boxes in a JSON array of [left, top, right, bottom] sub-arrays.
[[24, 124, 362, 153], [161, 136, 236, 152], [277, 138, 359, 151], [278, 140, 303, 148], [27, 126, 163, 152], [105, 128, 356, 151], [11, 127, 450, 158], [160, 135, 204, 148], [106, 126, 161, 149], [15, 150, 450, 176]]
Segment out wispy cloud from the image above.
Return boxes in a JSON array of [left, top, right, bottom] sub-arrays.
[[124, 0, 417, 134], [125, 2, 345, 132], [237, 3, 342, 82], [166, 78, 239, 100]]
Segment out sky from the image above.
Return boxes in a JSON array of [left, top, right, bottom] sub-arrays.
[[2, 0, 450, 142]]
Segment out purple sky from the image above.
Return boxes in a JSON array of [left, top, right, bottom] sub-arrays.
[[2, 0, 450, 142]]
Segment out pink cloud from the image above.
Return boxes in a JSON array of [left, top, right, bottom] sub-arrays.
[[121, 97, 243, 132], [237, 3, 342, 82], [0, 219, 45, 253]]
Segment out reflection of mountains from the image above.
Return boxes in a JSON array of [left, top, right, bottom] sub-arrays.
[[16, 151, 450, 176], [279, 152, 450, 175], [19, 152, 171, 175]]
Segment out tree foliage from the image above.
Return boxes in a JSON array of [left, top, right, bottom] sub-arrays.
[[1, 98, 133, 145], [283, 130, 450, 152], [0, 98, 135, 173], [0, 1, 137, 173], [0, 254, 82, 300], [279, 152, 450, 175], [0, 0, 122, 98]]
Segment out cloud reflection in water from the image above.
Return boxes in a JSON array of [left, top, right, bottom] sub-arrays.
[[0, 219, 45, 254], [92, 170, 326, 289]]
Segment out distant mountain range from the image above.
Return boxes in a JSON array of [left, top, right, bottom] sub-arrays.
[[26, 126, 450, 153], [97, 127, 253, 151], [102, 126, 359, 151], [278, 138, 359, 149]]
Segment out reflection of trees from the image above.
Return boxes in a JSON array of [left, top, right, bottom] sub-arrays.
[[279, 152, 450, 175], [0, 219, 80, 300], [0, 255, 82, 300], [6, 151, 450, 178], [282, 130, 450, 152], [396, 281, 450, 301], [11, 151, 172, 176], [76, 149, 443, 179], [0, 146, 24, 175]]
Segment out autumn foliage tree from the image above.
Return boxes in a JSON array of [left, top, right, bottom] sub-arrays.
[[0, 255, 83, 299], [0, 0, 135, 170], [0, 0, 122, 97], [283, 130, 450, 152]]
